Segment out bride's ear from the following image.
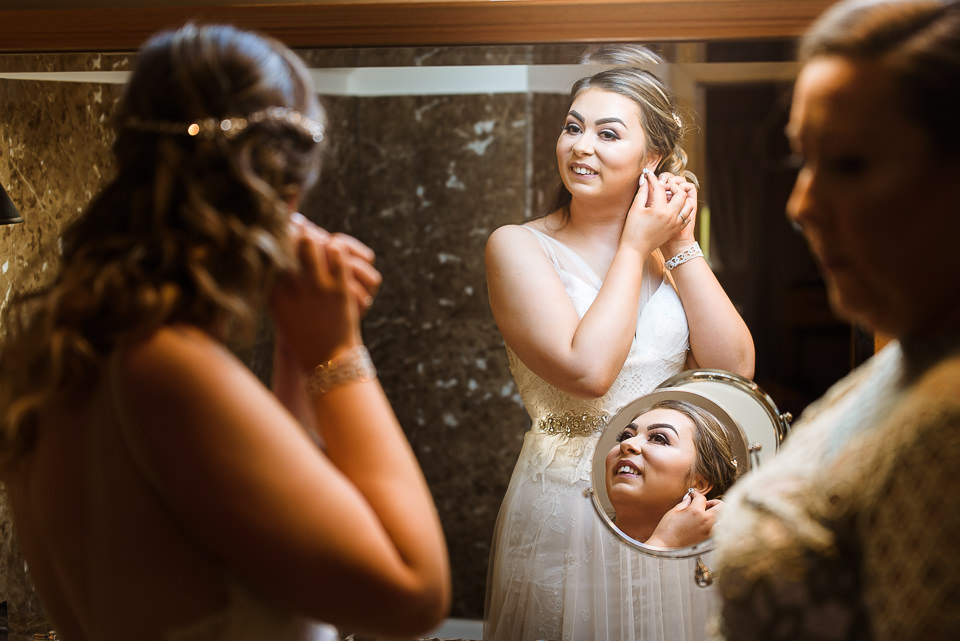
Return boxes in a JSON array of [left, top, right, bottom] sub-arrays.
[[691, 474, 713, 496], [643, 154, 662, 173]]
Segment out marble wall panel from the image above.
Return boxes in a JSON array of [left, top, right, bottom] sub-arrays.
[[1, 74, 122, 640], [306, 90, 535, 618]]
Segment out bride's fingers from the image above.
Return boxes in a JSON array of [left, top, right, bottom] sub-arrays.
[[332, 231, 376, 265], [348, 258, 383, 299], [293, 228, 325, 280], [290, 212, 330, 244], [642, 168, 668, 205]]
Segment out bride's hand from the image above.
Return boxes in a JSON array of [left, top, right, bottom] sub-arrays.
[[621, 169, 690, 256], [656, 172, 699, 258], [288, 213, 382, 317], [269, 215, 374, 370], [644, 490, 723, 548]]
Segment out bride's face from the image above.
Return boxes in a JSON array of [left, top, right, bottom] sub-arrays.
[[605, 408, 701, 519], [556, 88, 656, 203]]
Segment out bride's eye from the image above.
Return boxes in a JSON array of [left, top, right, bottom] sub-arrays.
[[616, 425, 638, 443], [647, 431, 670, 445]]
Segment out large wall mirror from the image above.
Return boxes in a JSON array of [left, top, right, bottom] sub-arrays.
[[1, 0, 869, 632]]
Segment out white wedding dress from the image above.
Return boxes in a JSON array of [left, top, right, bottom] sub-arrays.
[[484, 227, 716, 641]]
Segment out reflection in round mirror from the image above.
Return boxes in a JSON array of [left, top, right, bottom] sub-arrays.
[[590, 369, 791, 560]]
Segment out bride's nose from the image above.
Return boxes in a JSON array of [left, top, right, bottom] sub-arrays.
[[620, 438, 641, 455], [572, 134, 594, 156]]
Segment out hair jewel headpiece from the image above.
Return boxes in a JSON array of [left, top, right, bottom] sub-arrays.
[[124, 106, 324, 143], [672, 112, 683, 128]]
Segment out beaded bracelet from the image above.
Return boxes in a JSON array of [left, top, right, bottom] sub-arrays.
[[664, 242, 704, 271], [307, 345, 377, 395]]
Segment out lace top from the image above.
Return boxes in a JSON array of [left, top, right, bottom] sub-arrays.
[[713, 335, 960, 640], [509, 227, 690, 426]]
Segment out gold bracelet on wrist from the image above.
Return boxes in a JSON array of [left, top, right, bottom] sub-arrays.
[[307, 345, 377, 395]]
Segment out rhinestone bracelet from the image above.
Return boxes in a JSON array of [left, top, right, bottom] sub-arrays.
[[307, 345, 377, 395], [664, 242, 703, 271]]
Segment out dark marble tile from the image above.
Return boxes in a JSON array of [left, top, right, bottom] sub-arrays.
[[305, 91, 532, 617]]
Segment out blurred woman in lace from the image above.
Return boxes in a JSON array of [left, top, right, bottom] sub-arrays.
[[713, 1, 960, 639], [483, 51, 754, 641], [0, 23, 449, 641]]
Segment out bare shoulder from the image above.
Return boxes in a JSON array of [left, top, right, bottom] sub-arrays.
[[487, 223, 535, 251], [120, 325, 254, 396], [117, 326, 274, 450], [485, 222, 552, 268]]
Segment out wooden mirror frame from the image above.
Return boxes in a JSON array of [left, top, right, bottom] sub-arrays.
[[0, 0, 834, 53]]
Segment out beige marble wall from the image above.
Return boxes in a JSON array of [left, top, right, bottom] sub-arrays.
[[1, 67, 126, 639], [0, 47, 577, 634]]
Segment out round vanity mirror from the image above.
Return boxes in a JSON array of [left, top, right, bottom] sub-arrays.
[[590, 369, 791, 559]]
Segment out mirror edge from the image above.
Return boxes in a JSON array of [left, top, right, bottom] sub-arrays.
[[0, 0, 836, 53]]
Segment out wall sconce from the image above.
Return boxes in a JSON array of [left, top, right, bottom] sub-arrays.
[[1, 182, 24, 225]]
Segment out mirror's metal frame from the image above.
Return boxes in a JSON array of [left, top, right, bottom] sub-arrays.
[[589, 372, 792, 562], [0, 0, 834, 53], [588, 389, 732, 560]]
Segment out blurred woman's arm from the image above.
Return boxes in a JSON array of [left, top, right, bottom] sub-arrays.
[[124, 220, 449, 639]]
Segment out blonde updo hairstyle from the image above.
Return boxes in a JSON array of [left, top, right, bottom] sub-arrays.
[[0, 23, 324, 469], [550, 46, 697, 217]]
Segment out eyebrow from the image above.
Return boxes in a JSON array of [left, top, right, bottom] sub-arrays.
[[644, 422, 679, 437], [568, 110, 628, 128]]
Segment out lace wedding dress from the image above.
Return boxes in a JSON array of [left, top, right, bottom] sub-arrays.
[[484, 227, 716, 641]]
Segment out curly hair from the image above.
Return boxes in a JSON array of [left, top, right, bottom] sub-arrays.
[[0, 23, 324, 469], [549, 47, 698, 218]]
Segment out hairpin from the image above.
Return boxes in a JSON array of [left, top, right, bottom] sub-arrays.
[[125, 106, 324, 143]]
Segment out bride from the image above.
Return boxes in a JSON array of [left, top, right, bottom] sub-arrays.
[[483, 55, 753, 641]]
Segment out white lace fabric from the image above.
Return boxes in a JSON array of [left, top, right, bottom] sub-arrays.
[[713, 337, 960, 641], [485, 227, 715, 641]]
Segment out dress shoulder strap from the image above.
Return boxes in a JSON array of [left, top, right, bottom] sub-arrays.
[[521, 226, 604, 288]]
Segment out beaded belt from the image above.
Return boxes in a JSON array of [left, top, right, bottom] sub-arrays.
[[536, 409, 610, 438]]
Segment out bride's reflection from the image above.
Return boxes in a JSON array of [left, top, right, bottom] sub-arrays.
[[591, 371, 791, 560], [604, 398, 739, 548]]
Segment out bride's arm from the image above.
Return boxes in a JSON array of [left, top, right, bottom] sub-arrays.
[[486, 173, 691, 398], [657, 173, 755, 378]]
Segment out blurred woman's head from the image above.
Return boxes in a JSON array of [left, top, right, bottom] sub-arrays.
[[786, 0, 960, 339], [0, 24, 324, 468], [604, 399, 739, 536]]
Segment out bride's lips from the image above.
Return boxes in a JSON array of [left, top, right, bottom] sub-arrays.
[[612, 459, 641, 477], [570, 162, 598, 178]]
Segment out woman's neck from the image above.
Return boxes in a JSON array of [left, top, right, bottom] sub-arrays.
[[613, 512, 659, 544], [554, 192, 634, 251]]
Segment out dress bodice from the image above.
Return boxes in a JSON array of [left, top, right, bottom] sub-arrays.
[[485, 227, 712, 641], [507, 227, 690, 422]]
